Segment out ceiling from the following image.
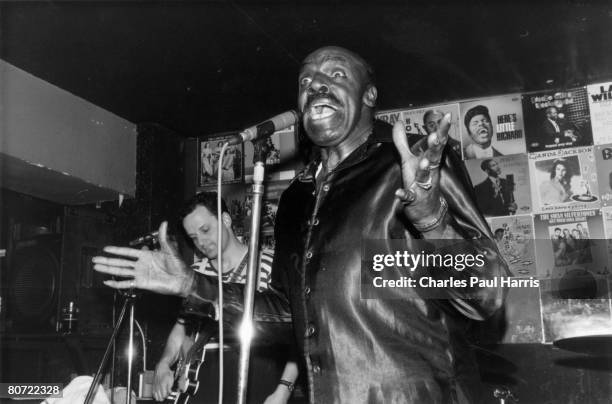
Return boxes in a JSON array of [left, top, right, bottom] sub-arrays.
[[2, 1, 612, 138]]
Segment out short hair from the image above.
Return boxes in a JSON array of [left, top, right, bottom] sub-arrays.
[[554, 228, 562, 232], [494, 228, 504, 237], [180, 191, 228, 221], [303, 46, 376, 86], [464, 105, 491, 130], [480, 159, 494, 172], [423, 109, 440, 125]]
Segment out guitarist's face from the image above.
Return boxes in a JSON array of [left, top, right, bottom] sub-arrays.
[[183, 205, 230, 259]]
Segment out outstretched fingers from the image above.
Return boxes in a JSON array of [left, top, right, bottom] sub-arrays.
[[103, 278, 138, 289], [92, 262, 135, 278]]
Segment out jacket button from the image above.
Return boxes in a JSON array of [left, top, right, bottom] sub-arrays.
[[312, 364, 321, 375], [304, 287, 311, 297], [305, 324, 316, 337], [306, 251, 313, 259], [323, 184, 330, 192], [312, 218, 319, 226]]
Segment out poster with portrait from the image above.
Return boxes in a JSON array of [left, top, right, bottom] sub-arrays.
[[523, 87, 593, 152], [587, 81, 612, 145], [486, 215, 536, 277], [243, 126, 299, 183], [528, 146, 599, 214], [465, 154, 531, 217], [198, 134, 244, 187], [459, 94, 526, 160], [540, 277, 612, 343], [377, 103, 462, 155], [241, 180, 291, 250], [533, 209, 607, 278], [595, 144, 612, 206], [503, 286, 543, 343]]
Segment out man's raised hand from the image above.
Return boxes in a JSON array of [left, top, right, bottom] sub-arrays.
[[391, 113, 451, 228], [92, 221, 194, 297]]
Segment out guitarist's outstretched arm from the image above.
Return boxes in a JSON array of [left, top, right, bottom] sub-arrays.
[[92, 221, 294, 343], [181, 272, 294, 345], [154, 321, 193, 402]]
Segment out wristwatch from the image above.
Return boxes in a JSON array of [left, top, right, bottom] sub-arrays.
[[279, 379, 294, 392]]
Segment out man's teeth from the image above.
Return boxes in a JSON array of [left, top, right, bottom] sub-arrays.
[[310, 105, 336, 119]]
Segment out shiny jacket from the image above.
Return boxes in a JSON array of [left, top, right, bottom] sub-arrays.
[[185, 120, 507, 403]]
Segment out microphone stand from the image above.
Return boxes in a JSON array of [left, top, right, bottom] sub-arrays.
[[84, 289, 138, 404], [236, 140, 269, 404]]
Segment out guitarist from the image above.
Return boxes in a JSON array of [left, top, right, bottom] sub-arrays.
[[152, 192, 297, 403]]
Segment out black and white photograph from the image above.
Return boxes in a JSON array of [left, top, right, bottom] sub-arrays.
[[198, 135, 244, 187], [465, 154, 532, 216], [534, 209, 608, 278], [459, 94, 526, 160], [486, 215, 536, 277], [523, 88, 593, 152], [4, 2, 612, 404], [529, 147, 600, 213]]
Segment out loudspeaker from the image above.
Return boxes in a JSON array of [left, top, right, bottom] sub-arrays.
[[7, 234, 62, 331], [59, 206, 116, 334]]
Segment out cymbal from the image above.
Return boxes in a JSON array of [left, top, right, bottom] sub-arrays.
[[554, 334, 612, 356]]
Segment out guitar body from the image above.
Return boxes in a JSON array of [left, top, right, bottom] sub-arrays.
[[164, 336, 210, 404]]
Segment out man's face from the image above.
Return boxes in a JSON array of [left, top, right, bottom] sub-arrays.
[[546, 107, 558, 121], [424, 111, 444, 134], [298, 47, 374, 147], [468, 114, 493, 145], [182, 205, 229, 259], [486, 160, 502, 177], [577, 224, 583, 231], [555, 229, 561, 238]]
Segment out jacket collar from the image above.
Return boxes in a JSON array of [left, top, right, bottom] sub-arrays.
[[296, 120, 393, 183]]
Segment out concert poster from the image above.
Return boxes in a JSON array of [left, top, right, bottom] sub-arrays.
[[459, 94, 526, 160], [539, 277, 612, 343], [528, 146, 599, 214], [533, 209, 607, 279], [241, 180, 291, 250], [587, 81, 612, 145], [377, 103, 462, 153], [198, 134, 244, 187], [522, 87, 593, 152], [595, 144, 612, 207], [503, 286, 543, 343], [486, 215, 536, 277], [243, 125, 299, 183], [465, 154, 531, 217]]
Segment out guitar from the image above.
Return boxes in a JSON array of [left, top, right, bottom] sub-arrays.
[[165, 332, 226, 404]]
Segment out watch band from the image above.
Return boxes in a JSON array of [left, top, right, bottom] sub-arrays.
[[279, 379, 294, 392]]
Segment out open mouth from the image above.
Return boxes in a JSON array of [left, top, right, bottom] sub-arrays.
[[307, 100, 339, 120]]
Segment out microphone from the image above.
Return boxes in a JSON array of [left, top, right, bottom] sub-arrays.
[[228, 110, 299, 145], [129, 231, 159, 248]]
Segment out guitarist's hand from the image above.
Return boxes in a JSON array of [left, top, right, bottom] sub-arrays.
[[153, 362, 174, 401]]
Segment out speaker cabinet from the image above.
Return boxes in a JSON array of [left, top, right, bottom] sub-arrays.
[[59, 206, 116, 334], [7, 234, 61, 331]]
